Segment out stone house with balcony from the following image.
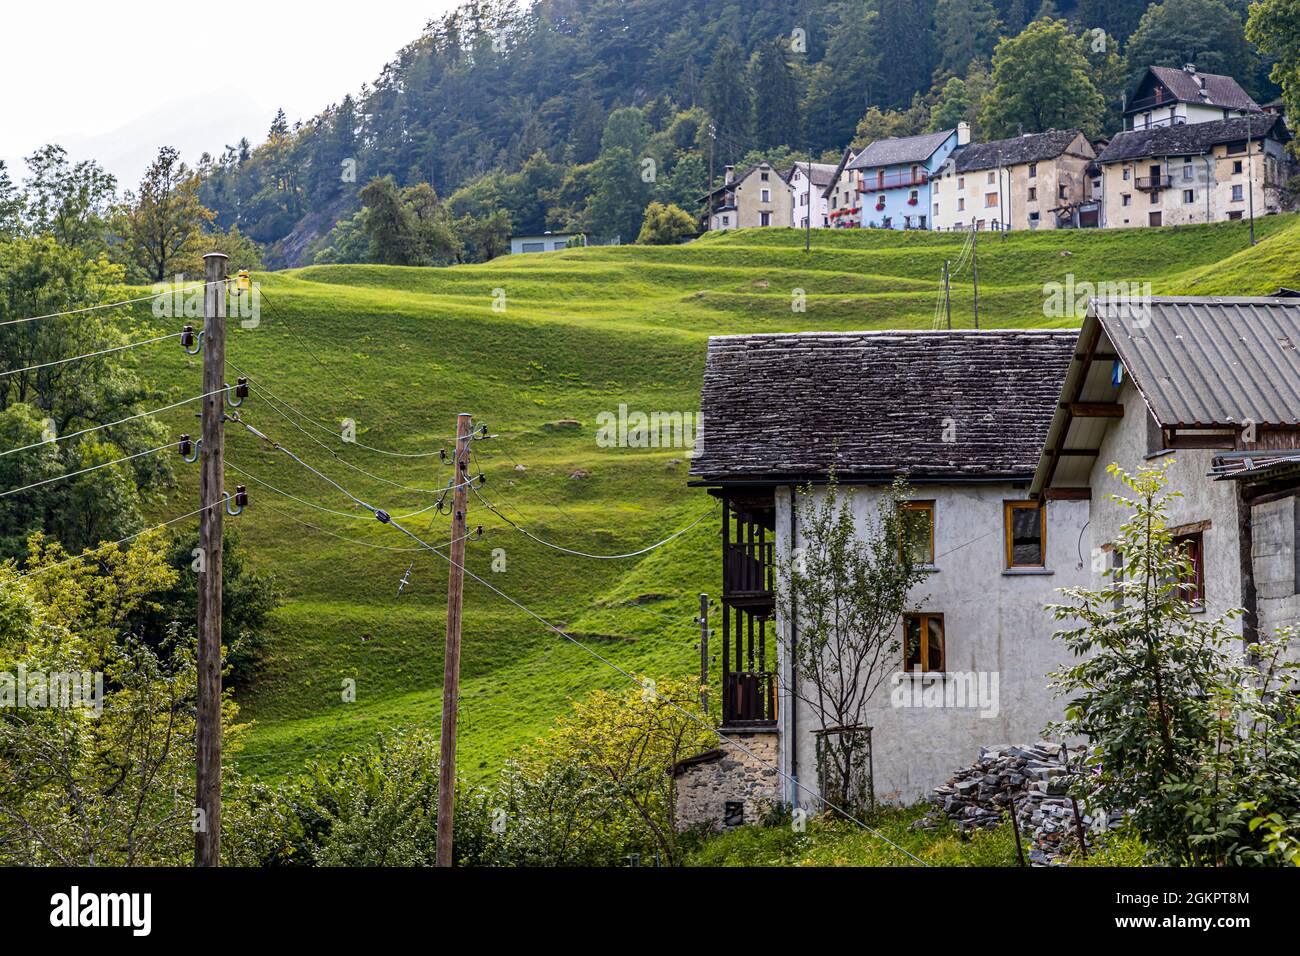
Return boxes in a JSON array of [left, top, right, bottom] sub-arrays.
[[1125, 65, 1262, 131], [681, 328, 1089, 822], [702, 160, 794, 230], [847, 125, 966, 230], [1096, 114, 1291, 227], [931, 129, 1096, 231], [677, 297, 1300, 830], [784, 160, 839, 228]]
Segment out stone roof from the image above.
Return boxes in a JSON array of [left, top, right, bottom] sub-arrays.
[[1143, 66, 1261, 113], [848, 130, 955, 170], [954, 129, 1084, 173], [690, 329, 1078, 484], [1096, 114, 1286, 164], [784, 162, 839, 188]]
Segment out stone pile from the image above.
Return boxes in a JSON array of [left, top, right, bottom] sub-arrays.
[[914, 742, 1120, 865]]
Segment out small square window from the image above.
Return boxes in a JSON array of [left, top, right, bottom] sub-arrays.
[[1232, 184, 1244, 201], [1028, 186, 1037, 202], [1183, 189, 1195, 203], [1028, 163, 1037, 178], [1005, 501, 1045, 568], [903, 613, 945, 673], [723, 800, 744, 828]]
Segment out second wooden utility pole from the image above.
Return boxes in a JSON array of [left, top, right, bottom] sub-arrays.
[[971, 227, 981, 329], [195, 251, 227, 867], [436, 412, 473, 867]]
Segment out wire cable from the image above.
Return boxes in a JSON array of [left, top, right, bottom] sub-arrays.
[[0, 387, 227, 460], [0, 442, 172, 499], [0, 284, 208, 328], [0, 332, 183, 378], [371, 505, 929, 866], [472, 486, 716, 560], [7, 502, 220, 581]]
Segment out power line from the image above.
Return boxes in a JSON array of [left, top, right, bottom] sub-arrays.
[[226, 360, 453, 458], [254, 448, 927, 864], [473, 487, 717, 560], [0, 284, 207, 328], [0, 387, 228, 460], [227, 462, 442, 522], [0, 441, 173, 500], [7, 501, 221, 581], [0, 332, 183, 379], [372, 504, 929, 866]]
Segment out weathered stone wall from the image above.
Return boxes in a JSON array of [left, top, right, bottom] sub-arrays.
[[674, 730, 781, 831]]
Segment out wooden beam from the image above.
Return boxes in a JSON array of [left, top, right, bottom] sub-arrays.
[[1043, 448, 1101, 457], [1065, 402, 1124, 418], [1168, 432, 1236, 450], [1042, 487, 1092, 500]]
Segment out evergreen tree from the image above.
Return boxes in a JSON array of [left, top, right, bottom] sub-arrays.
[[749, 40, 801, 150], [933, 0, 1001, 77], [872, 0, 939, 108], [359, 176, 416, 265], [703, 38, 752, 162]]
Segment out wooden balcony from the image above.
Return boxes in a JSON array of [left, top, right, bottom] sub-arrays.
[[858, 171, 929, 192], [723, 670, 778, 725]]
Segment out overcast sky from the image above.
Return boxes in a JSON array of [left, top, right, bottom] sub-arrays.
[[3, 0, 460, 187]]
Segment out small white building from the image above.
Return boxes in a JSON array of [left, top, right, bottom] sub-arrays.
[[508, 232, 581, 254], [784, 161, 839, 228], [1125, 65, 1262, 131]]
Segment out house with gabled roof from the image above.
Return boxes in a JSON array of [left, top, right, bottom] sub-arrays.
[[821, 147, 861, 227], [680, 297, 1300, 826], [848, 125, 967, 230], [687, 328, 1089, 808], [701, 160, 794, 230], [1096, 114, 1291, 227], [932, 129, 1096, 231], [1031, 296, 1300, 650], [784, 161, 839, 229], [1125, 64, 1262, 131]]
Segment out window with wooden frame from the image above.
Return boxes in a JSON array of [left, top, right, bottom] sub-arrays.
[[1173, 531, 1205, 606], [903, 613, 945, 673], [1004, 501, 1046, 568], [901, 500, 935, 565]]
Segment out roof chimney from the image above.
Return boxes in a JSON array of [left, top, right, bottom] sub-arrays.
[[724, 165, 735, 184], [957, 121, 970, 146], [1183, 63, 1196, 74]]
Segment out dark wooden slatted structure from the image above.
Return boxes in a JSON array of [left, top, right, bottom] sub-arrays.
[[718, 490, 777, 726]]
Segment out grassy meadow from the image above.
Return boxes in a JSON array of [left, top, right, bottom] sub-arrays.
[[117, 216, 1300, 781]]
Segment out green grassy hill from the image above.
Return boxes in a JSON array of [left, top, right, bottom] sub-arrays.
[[131, 217, 1300, 780]]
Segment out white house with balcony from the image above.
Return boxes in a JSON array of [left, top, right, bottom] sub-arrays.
[[1124, 65, 1262, 131]]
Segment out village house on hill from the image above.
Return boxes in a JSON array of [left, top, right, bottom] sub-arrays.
[[784, 161, 839, 229], [1125, 64, 1262, 131], [702, 160, 794, 230], [1095, 114, 1290, 227], [931, 129, 1097, 231], [844, 125, 966, 230]]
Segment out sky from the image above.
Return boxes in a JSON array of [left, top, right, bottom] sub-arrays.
[[2, 0, 460, 187]]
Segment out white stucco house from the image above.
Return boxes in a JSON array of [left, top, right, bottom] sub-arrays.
[[784, 161, 839, 229], [1124, 65, 1262, 131], [679, 297, 1300, 829], [508, 232, 582, 254], [702, 161, 795, 230]]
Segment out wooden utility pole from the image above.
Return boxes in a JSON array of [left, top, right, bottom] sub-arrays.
[[971, 226, 981, 329], [943, 259, 952, 329], [436, 411, 472, 867], [1247, 125, 1257, 246], [805, 154, 813, 253], [195, 251, 227, 867], [699, 593, 709, 711]]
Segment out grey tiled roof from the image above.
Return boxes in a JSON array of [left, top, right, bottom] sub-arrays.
[[954, 129, 1083, 173], [1097, 114, 1286, 164], [848, 130, 955, 170], [690, 329, 1078, 483], [1095, 297, 1300, 428], [1144, 66, 1261, 112], [784, 162, 839, 187]]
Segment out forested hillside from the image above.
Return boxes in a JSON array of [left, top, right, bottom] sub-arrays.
[[193, 0, 1287, 266]]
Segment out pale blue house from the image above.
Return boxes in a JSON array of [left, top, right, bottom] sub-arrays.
[[848, 124, 968, 230]]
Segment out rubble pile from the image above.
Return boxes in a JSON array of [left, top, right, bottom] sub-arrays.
[[914, 742, 1121, 865]]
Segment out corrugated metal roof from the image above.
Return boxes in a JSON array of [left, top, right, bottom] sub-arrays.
[[1095, 297, 1300, 428]]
